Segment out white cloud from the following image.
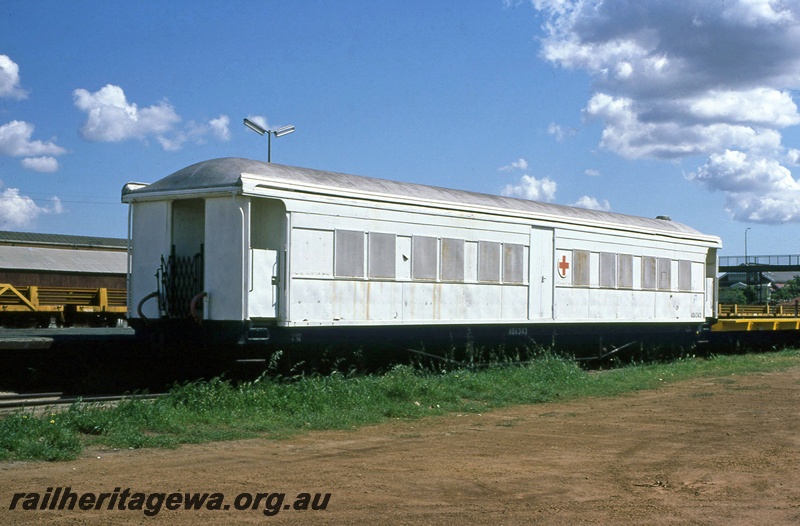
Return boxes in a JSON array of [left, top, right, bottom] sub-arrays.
[[156, 135, 185, 152], [21, 156, 59, 173], [585, 168, 601, 177], [688, 149, 800, 221], [721, 0, 796, 27], [48, 196, 64, 215], [157, 115, 232, 151], [547, 122, 577, 141], [547, 122, 565, 141], [0, 188, 62, 229], [686, 88, 800, 128], [532, 0, 800, 223], [0, 58, 63, 171], [73, 84, 180, 144], [73, 85, 230, 151], [585, 92, 783, 159], [0, 55, 26, 100], [209, 115, 231, 141], [246, 115, 269, 130], [499, 158, 529, 171], [571, 195, 611, 211], [501, 174, 557, 201], [0, 120, 66, 157]]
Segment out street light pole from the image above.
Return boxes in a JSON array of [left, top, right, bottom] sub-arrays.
[[243, 118, 295, 162], [745, 227, 751, 265]]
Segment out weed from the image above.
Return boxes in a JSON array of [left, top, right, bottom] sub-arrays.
[[1, 348, 798, 462]]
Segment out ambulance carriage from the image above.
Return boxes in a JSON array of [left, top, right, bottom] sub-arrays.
[[122, 157, 721, 358]]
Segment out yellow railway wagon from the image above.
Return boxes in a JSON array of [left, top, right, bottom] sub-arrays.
[[713, 303, 800, 332], [0, 284, 126, 327]]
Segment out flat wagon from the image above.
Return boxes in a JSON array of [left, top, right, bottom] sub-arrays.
[[0, 231, 127, 327]]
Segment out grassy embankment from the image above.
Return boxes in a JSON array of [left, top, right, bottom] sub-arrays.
[[2, 348, 799, 462]]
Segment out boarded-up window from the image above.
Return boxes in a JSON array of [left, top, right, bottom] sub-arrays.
[[503, 244, 524, 284], [618, 254, 633, 289], [678, 260, 691, 291], [441, 238, 465, 282], [642, 256, 656, 290], [658, 258, 671, 290], [478, 241, 501, 282], [600, 252, 616, 288], [412, 236, 438, 280], [573, 250, 590, 287], [369, 233, 396, 279], [334, 230, 364, 278]]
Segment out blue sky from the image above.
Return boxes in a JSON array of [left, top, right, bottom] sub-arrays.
[[2, 1, 800, 258]]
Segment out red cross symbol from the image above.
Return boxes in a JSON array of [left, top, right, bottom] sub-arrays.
[[557, 255, 570, 278]]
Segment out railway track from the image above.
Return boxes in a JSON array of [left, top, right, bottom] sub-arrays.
[[0, 392, 167, 413]]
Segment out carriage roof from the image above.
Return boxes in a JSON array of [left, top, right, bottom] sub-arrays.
[[123, 157, 719, 242]]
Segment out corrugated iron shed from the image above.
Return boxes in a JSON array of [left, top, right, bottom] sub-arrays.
[[0, 246, 126, 274], [0, 231, 127, 275], [0, 231, 126, 250]]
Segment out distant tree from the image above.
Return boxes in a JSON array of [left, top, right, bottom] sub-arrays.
[[719, 288, 747, 305], [770, 275, 800, 303]]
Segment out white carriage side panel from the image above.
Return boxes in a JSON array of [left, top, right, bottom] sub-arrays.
[[204, 197, 246, 321], [556, 288, 591, 319], [691, 262, 705, 291], [286, 209, 530, 326], [465, 241, 478, 282], [402, 282, 436, 321], [396, 236, 412, 280], [615, 290, 637, 320], [129, 201, 170, 319], [705, 248, 718, 319], [528, 227, 554, 320], [670, 260, 679, 290], [296, 280, 400, 322], [655, 291, 678, 319], [633, 256, 642, 291], [249, 249, 279, 319], [589, 251, 600, 287], [289, 280, 528, 324], [692, 293, 705, 320], [553, 226, 711, 323], [289, 280, 333, 321], [292, 229, 333, 276], [454, 284, 482, 320], [366, 281, 401, 321], [462, 283, 502, 321], [502, 286, 529, 319], [248, 198, 287, 320]]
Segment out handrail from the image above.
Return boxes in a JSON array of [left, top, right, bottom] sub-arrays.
[[190, 291, 208, 325], [136, 291, 159, 323]]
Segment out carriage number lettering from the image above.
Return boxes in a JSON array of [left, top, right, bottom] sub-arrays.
[[508, 328, 527, 336]]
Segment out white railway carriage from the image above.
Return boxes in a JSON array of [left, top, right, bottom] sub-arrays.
[[122, 158, 721, 353]]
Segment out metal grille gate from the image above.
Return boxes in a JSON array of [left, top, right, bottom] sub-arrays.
[[158, 245, 204, 318]]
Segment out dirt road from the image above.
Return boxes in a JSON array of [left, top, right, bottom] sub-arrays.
[[1, 368, 799, 525]]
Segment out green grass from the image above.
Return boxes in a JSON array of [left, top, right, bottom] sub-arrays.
[[2, 348, 799, 462]]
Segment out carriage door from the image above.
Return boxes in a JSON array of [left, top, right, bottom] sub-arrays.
[[166, 199, 205, 318], [529, 227, 554, 320], [248, 199, 285, 320]]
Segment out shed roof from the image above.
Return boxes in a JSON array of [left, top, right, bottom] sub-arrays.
[[0, 231, 127, 250], [123, 157, 718, 240], [0, 246, 127, 274]]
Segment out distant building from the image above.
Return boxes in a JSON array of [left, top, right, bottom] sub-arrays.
[[719, 266, 800, 304], [0, 231, 127, 289]]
